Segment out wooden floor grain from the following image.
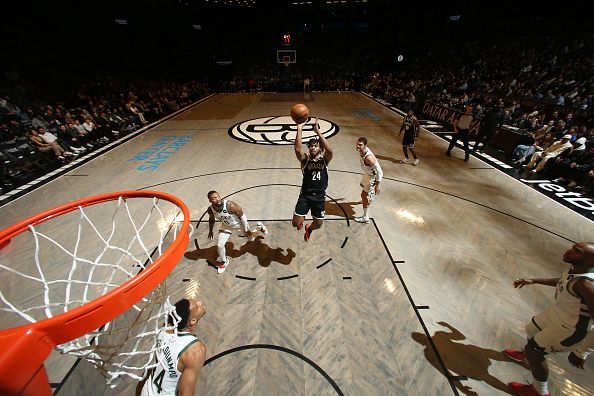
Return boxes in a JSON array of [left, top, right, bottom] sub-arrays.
[[1, 93, 592, 395]]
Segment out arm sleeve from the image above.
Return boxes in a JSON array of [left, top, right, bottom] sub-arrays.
[[372, 161, 383, 183]]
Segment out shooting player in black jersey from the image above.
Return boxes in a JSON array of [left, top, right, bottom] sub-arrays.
[[292, 118, 333, 242]]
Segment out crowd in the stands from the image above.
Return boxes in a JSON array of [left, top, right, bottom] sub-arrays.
[[0, 80, 208, 194], [363, 30, 593, 193], [2, 21, 593, 196]]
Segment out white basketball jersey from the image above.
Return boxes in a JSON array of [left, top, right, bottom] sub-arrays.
[[142, 331, 199, 396], [211, 200, 240, 227], [360, 147, 375, 176], [550, 268, 594, 329]]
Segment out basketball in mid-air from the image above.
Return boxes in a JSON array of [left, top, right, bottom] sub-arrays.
[[290, 103, 309, 124]]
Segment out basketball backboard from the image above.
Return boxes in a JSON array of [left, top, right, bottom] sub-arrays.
[[276, 49, 296, 65]]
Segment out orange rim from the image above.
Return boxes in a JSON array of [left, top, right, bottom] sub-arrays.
[[0, 190, 190, 395]]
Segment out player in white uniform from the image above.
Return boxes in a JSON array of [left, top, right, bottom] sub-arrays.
[[141, 299, 207, 396], [504, 242, 594, 396], [354, 137, 382, 224], [207, 190, 268, 273]]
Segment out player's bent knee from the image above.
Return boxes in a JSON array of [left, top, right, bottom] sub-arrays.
[[526, 338, 547, 360]]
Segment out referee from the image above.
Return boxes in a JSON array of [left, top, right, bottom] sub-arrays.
[[446, 104, 474, 162]]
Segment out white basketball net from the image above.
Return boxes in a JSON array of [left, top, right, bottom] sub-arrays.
[[0, 196, 191, 387]]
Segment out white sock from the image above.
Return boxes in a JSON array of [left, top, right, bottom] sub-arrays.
[[363, 207, 369, 219], [532, 379, 548, 395]]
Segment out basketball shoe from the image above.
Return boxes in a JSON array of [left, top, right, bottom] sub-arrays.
[[400, 158, 410, 164], [413, 159, 420, 166], [304, 224, 312, 242], [257, 221, 268, 235], [503, 349, 528, 363], [354, 216, 370, 224], [216, 257, 230, 274], [508, 382, 549, 396]]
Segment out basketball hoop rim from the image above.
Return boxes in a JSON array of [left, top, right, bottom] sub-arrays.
[[0, 190, 190, 396]]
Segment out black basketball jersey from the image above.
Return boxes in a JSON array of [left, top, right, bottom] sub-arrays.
[[301, 155, 328, 193], [403, 115, 417, 135]]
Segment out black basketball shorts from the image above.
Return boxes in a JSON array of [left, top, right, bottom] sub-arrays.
[[294, 192, 326, 219], [402, 132, 416, 147]]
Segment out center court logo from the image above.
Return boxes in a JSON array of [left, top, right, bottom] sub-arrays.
[[228, 116, 339, 145]]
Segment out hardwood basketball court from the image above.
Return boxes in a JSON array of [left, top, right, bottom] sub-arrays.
[[1, 92, 592, 395]]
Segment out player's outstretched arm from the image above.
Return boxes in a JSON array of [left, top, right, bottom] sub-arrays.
[[207, 207, 215, 239], [294, 123, 306, 162], [228, 201, 250, 233], [314, 118, 333, 162], [177, 341, 207, 396], [513, 277, 559, 288]]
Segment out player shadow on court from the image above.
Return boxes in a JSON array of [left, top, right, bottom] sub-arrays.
[[325, 199, 359, 218], [184, 237, 296, 268], [375, 154, 404, 165], [412, 322, 516, 396]]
